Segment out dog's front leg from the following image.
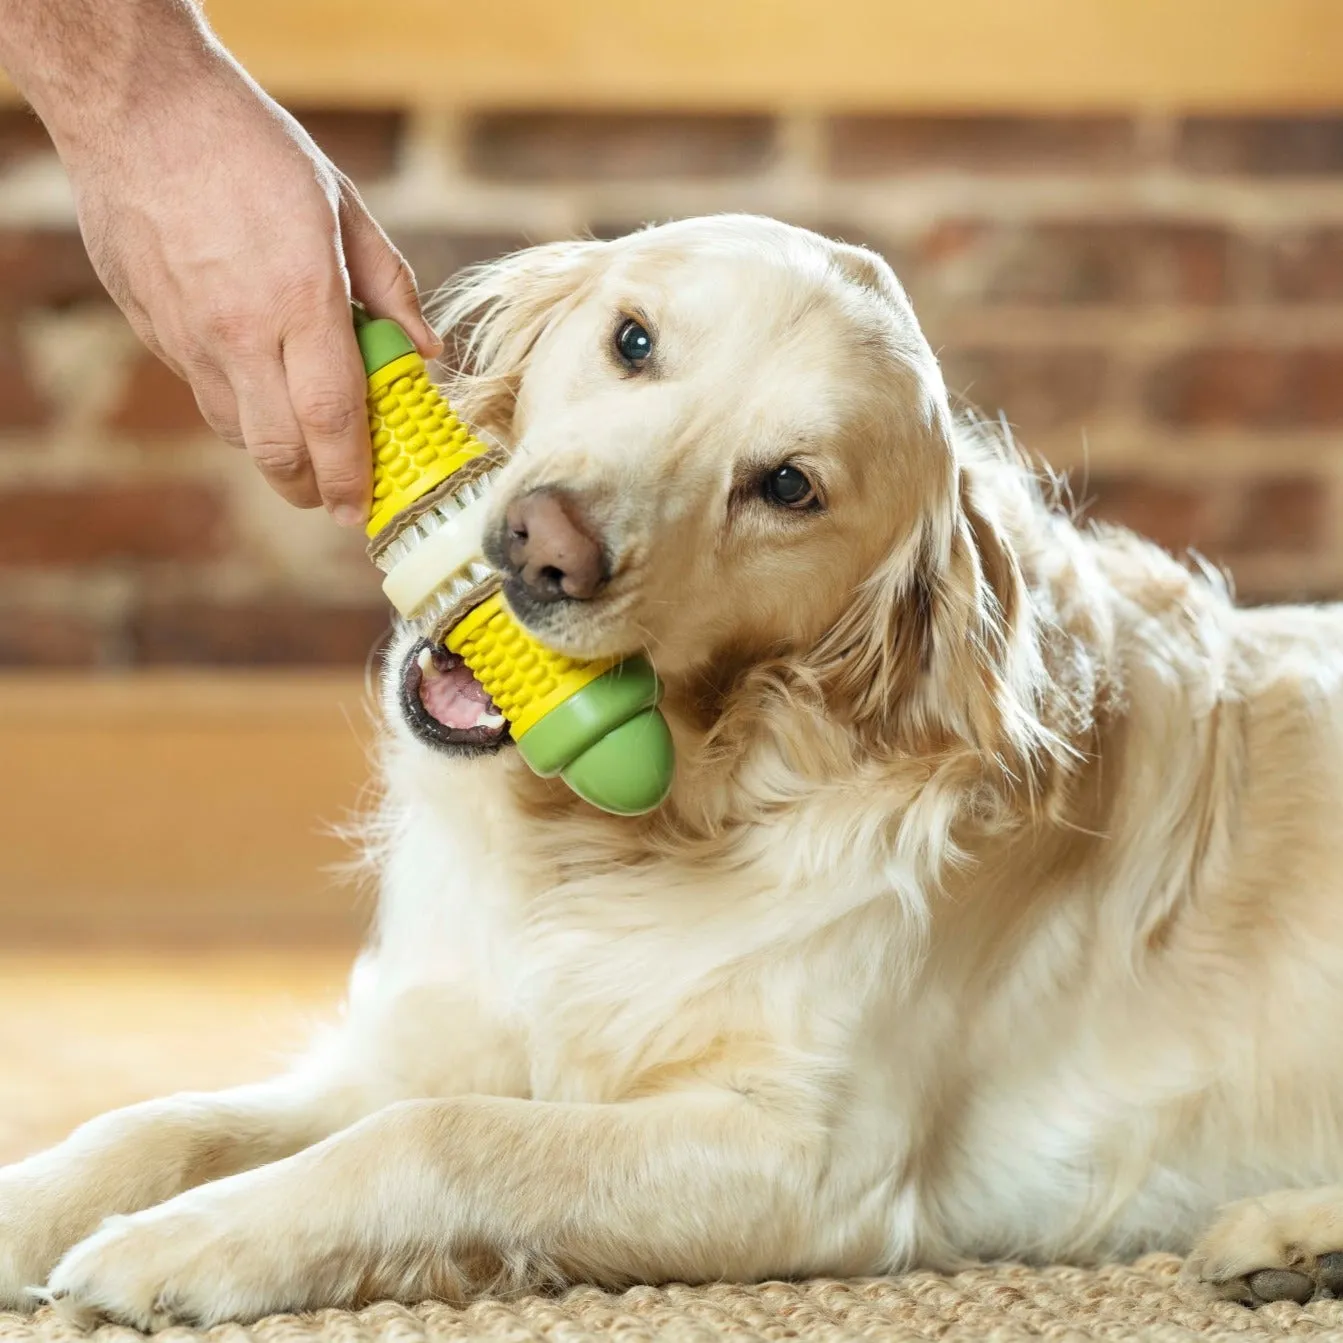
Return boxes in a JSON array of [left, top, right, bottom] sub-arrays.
[[47, 1090, 834, 1329], [0, 1072, 367, 1312]]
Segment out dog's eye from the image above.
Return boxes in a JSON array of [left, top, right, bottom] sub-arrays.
[[763, 464, 818, 510], [614, 318, 653, 367]]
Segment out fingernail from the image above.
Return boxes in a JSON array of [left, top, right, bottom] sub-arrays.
[[333, 503, 366, 528]]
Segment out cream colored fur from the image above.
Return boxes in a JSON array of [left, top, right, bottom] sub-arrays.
[[4, 215, 1343, 1327]]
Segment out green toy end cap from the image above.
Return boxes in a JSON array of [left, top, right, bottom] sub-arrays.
[[516, 658, 663, 778], [559, 709, 675, 816], [512, 656, 675, 816], [352, 309, 416, 377]]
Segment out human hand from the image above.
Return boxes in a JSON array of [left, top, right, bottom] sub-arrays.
[[61, 57, 440, 526]]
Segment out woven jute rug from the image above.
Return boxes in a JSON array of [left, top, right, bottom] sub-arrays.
[[2, 1257, 1340, 1343]]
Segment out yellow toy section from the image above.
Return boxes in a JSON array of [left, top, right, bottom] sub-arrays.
[[366, 352, 490, 539], [446, 594, 614, 740]]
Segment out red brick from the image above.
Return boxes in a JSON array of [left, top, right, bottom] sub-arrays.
[[0, 324, 47, 430], [1085, 478, 1214, 556], [827, 115, 1136, 177], [1224, 478, 1326, 555], [0, 107, 52, 167], [941, 347, 1108, 430], [1257, 228, 1343, 302], [0, 608, 103, 667], [585, 219, 650, 243], [0, 229, 104, 311], [1086, 476, 1211, 556], [809, 220, 907, 266], [1087, 473, 1328, 564], [1177, 116, 1343, 175], [391, 230, 529, 294], [293, 109, 404, 182], [917, 220, 981, 265], [1234, 578, 1343, 606], [585, 217, 911, 271], [1299, 350, 1343, 423], [1147, 347, 1343, 427], [466, 112, 776, 181], [130, 602, 390, 665], [0, 484, 228, 565], [914, 220, 1232, 305], [108, 354, 207, 437]]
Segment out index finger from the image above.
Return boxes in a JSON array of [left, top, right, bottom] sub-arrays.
[[281, 304, 372, 528]]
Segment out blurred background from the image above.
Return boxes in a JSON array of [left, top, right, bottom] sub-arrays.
[[1, 0, 1341, 1162]]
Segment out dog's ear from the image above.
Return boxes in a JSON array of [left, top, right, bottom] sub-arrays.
[[805, 405, 1053, 789], [427, 239, 604, 441]]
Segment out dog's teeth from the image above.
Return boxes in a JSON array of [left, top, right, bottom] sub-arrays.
[[417, 647, 434, 675], [479, 713, 506, 729]]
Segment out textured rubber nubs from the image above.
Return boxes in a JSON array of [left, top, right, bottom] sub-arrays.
[[364, 348, 490, 540]]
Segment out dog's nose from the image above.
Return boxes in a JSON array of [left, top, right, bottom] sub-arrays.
[[503, 489, 606, 602]]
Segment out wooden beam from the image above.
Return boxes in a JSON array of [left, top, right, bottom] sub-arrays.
[[2, 0, 1341, 111], [0, 673, 373, 947]]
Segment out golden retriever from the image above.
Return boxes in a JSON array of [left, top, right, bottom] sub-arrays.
[[5, 214, 1343, 1327]]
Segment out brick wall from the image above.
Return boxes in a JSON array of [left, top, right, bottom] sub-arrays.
[[2, 107, 1342, 666]]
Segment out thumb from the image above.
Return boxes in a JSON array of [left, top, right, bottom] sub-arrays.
[[340, 189, 443, 359]]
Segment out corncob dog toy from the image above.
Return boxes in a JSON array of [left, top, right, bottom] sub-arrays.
[[355, 307, 674, 816]]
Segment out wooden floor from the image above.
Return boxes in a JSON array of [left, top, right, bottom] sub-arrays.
[[1, 677, 364, 1166], [0, 952, 351, 1165]]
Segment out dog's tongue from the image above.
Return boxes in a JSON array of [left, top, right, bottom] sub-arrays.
[[419, 656, 498, 731]]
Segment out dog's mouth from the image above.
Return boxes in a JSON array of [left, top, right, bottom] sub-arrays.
[[399, 637, 514, 756], [376, 450, 519, 757]]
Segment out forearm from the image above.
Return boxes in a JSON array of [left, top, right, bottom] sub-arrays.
[[45, 1091, 840, 1325], [264, 1094, 827, 1288], [0, 0, 224, 157]]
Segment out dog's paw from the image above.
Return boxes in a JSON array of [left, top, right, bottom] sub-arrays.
[[0, 1244, 44, 1316], [46, 1198, 298, 1330], [1186, 1187, 1343, 1306], [47, 1209, 208, 1331], [0, 1169, 75, 1314], [0, 1228, 42, 1315]]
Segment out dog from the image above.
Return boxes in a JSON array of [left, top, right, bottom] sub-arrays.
[[5, 214, 1343, 1328]]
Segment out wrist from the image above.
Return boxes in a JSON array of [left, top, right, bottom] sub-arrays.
[[20, 7, 233, 164]]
